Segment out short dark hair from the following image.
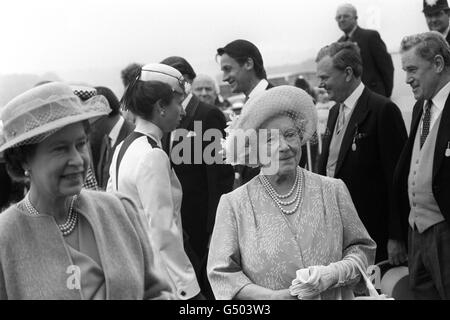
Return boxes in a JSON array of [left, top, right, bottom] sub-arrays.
[[121, 63, 143, 87], [160, 56, 197, 81], [120, 80, 175, 121], [316, 41, 363, 78], [3, 144, 37, 182], [95, 86, 120, 117], [217, 39, 267, 79]]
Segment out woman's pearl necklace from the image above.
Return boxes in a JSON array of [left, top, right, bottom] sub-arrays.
[[260, 168, 303, 216], [24, 194, 78, 237]]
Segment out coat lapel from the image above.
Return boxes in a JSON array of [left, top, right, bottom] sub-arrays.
[[178, 95, 199, 130], [433, 94, 450, 179], [335, 88, 371, 175]]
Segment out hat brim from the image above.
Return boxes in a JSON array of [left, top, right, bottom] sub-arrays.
[[0, 110, 107, 152], [423, 6, 450, 14]]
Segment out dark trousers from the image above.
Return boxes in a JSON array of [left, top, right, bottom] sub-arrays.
[[408, 222, 450, 300]]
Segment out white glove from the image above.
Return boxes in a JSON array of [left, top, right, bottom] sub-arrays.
[[289, 265, 338, 300]]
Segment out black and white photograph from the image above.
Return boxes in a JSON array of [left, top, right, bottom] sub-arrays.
[[0, 0, 449, 308]]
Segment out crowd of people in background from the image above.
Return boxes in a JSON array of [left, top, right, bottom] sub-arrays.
[[0, 0, 449, 300]]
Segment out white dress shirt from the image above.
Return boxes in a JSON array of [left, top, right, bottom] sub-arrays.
[[106, 117, 200, 299], [420, 80, 450, 136], [108, 115, 124, 147], [341, 82, 365, 120], [247, 79, 269, 100]]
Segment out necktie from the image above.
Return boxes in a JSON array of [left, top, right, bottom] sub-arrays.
[[420, 100, 432, 149], [335, 103, 346, 135]]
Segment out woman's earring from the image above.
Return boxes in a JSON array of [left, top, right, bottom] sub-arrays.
[[24, 169, 30, 177], [161, 111, 165, 117]]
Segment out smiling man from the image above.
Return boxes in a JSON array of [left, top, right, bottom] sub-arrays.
[[217, 39, 272, 105], [423, 0, 450, 45], [392, 31, 450, 299], [316, 41, 407, 264]]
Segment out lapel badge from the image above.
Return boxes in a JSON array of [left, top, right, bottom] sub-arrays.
[[445, 142, 450, 158]]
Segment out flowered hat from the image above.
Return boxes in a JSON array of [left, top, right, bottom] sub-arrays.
[[222, 85, 317, 167], [0, 82, 111, 152]]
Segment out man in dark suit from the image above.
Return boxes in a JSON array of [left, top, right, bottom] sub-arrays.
[[316, 41, 407, 263], [161, 56, 235, 299], [216, 40, 275, 186], [336, 3, 394, 97], [89, 86, 135, 190], [391, 32, 450, 299], [423, 0, 450, 45]]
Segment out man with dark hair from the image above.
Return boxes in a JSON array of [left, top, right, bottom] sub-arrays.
[[392, 31, 450, 299], [160, 56, 235, 299], [89, 86, 135, 190], [423, 0, 450, 45], [316, 41, 407, 263], [121, 62, 143, 88], [336, 3, 394, 97], [216, 40, 274, 186], [217, 39, 272, 104]]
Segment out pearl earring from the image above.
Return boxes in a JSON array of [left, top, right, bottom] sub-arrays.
[[24, 170, 30, 177], [161, 111, 165, 116]]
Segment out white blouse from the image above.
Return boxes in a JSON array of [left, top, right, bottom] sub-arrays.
[[107, 118, 200, 299]]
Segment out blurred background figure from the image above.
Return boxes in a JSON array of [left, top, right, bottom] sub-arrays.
[[336, 3, 394, 98], [120, 63, 143, 125], [313, 87, 335, 157], [294, 75, 314, 99], [90, 86, 135, 190], [192, 74, 231, 112], [423, 0, 450, 45]]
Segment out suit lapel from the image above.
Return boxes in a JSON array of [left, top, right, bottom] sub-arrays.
[[433, 94, 450, 179], [178, 95, 199, 130], [335, 88, 371, 175]]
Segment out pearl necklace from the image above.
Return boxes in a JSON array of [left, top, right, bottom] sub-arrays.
[[260, 168, 303, 215], [24, 194, 78, 237]]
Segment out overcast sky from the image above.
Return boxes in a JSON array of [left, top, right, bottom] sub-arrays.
[[0, 0, 426, 75]]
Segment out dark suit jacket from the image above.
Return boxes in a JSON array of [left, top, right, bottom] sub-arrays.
[[92, 118, 135, 190], [339, 26, 394, 97], [318, 87, 407, 261], [162, 95, 235, 260], [391, 95, 450, 244]]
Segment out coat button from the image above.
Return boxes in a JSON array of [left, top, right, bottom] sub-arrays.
[[180, 291, 186, 297]]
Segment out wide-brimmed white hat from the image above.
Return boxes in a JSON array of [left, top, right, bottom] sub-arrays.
[[222, 85, 317, 166], [140, 63, 186, 95], [0, 82, 111, 152]]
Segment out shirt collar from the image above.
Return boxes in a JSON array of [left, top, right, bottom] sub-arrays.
[[347, 25, 358, 38], [343, 82, 365, 111], [248, 79, 269, 99], [108, 116, 124, 147], [428, 80, 450, 113], [182, 93, 193, 111], [135, 117, 163, 145]]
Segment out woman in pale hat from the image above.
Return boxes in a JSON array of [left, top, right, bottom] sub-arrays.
[[0, 82, 171, 300], [107, 64, 204, 300], [207, 85, 376, 300]]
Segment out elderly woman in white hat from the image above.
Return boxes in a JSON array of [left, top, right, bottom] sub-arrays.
[[207, 86, 376, 300], [107, 64, 203, 300], [0, 82, 171, 300]]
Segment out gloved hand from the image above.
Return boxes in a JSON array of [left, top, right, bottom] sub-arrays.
[[289, 265, 339, 300]]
